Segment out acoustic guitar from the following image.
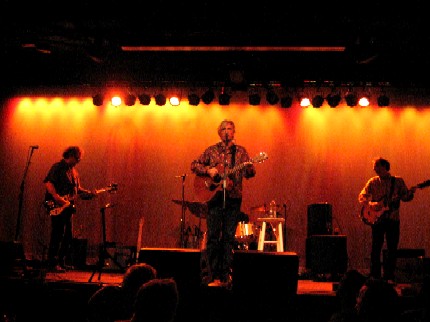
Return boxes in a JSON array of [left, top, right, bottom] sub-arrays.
[[359, 179, 430, 225], [193, 152, 268, 203]]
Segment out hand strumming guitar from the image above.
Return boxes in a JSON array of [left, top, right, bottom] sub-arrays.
[[206, 167, 219, 179]]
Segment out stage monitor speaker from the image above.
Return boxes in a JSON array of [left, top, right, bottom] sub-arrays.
[[232, 250, 299, 318], [307, 203, 333, 236], [306, 235, 347, 275], [0, 241, 25, 276], [138, 248, 201, 293], [70, 238, 87, 269], [383, 248, 425, 283]]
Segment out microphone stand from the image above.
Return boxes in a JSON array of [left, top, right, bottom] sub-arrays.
[[179, 175, 187, 248], [89, 203, 124, 282], [283, 203, 287, 251], [15, 147, 37, 242], [222, 136, 229, 210]]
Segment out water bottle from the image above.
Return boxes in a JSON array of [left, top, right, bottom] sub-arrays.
[[269, 200, 277, 218]]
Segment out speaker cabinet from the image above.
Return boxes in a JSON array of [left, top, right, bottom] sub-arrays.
[[306, 235, 347, 274], [307, 203, 333, 236], [383, 248, 425, 283], [0, 241, 25, 276], [70, 238, 87, 269], [232, 250, 299, 319], [138, 248, 202, 291]]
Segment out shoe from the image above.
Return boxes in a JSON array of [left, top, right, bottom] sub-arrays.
[[49, 265, 65, 272], [220, 274, 232, 290], [208, 279, 222, 287], [201, 275, 214, 286], [386, 279, 397, 286], [62, 264, 75, 270]]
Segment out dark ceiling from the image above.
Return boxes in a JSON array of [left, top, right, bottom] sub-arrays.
[[2, 0, 430, 90]]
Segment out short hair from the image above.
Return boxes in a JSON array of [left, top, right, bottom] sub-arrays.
[[373, 157, 390, 171], [217, 119, 235, 136], [122, 263, 157, 294], [63, 146, 83, 159], [356, 278, 400, 321], [132, 278, 179, 322]]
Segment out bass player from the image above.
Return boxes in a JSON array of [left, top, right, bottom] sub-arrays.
[[358, 157, 416, 282], [44, 146, 95, 272], [191, 119, 256, 288]]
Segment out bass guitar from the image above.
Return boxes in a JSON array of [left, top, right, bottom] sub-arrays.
[[360, 179, 430, 225], [193, 152, 268, 203], [44, 183, 118, 216]]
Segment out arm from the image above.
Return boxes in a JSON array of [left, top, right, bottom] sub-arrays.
[[397, 177, 415, 202], [45, 181, 69, 206], [191, 147, 216, 177]]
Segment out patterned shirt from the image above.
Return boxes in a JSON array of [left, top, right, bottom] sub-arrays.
[[191, 141, 256, 199]]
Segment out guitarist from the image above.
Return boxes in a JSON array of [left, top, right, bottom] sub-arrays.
[[44, 146, 95, 272], [191, 119, 256, 288], [358, 157, 416, 282]]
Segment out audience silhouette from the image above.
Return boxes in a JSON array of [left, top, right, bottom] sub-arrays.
[[355, 277, 401, 322], [130, 278, 179, 322], [87, 263, 157, 322], [329, 269, 367, 322]]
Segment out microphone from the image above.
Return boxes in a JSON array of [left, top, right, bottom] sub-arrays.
[[30, 145, 39, 149], [103, 203, 115, 209], [175, 174, 187, 178]]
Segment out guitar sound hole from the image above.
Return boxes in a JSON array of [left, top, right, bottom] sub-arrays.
[[213, 174, 222, 183]]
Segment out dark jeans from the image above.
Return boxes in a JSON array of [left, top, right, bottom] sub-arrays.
[[48, 207, 74, 267], [370, 219, 400, 280], [204, 193, 241, 281]]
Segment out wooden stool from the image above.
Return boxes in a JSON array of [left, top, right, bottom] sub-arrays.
[[256, 217, 285, 252]]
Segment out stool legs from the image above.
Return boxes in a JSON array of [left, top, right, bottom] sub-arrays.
[[257, 220, 284, 252], [257, 222, 267, 251]]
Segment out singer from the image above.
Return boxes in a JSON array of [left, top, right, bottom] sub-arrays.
[[43, 146, 95, 272], [191, 119, 256, 289]]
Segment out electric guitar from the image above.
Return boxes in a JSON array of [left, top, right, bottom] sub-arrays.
[[44, 183, 118, 216], [360, 179, 430, 225], [193, 152, 268, 203]]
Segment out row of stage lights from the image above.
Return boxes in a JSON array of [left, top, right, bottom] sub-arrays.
[[92, 89, 390, 108]]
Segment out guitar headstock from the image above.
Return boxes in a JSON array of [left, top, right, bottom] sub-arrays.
[[417, 180, 430, 189], [252, 152, 268, 163]]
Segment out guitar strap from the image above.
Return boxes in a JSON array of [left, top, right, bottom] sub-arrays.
[[387, 176, 396, 210], [231, 144, 236, 167]]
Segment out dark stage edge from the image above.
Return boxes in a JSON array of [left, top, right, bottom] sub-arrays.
[[1, 248, 426, 322]]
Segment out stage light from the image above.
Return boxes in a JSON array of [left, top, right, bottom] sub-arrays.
[[311, 95, 324, 108], [219, 92, 231, 105], [249, 93, 261, 105], [300, 96, 311, 107], [111, 96, 122, 107], [188, 93, 200, 106], [266, 89, 279, 105], [92, 93, 104, 106], [138, 93, 151, 105], [280, 95, 293, 108], [202, 89, 215, 104], [326, 93, 341, 108], [358, 96, 370, 107], [169, 96, 180, 106], [155, 94, 166, 106], [125, 94, 136, 106], [377, 94, 390, 107], [345, 92, 358, 107]]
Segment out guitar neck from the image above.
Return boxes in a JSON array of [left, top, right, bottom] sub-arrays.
[[222, 161, 251, 178]]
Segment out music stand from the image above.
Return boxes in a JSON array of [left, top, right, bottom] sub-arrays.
[[89, 203, 125, 282]]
